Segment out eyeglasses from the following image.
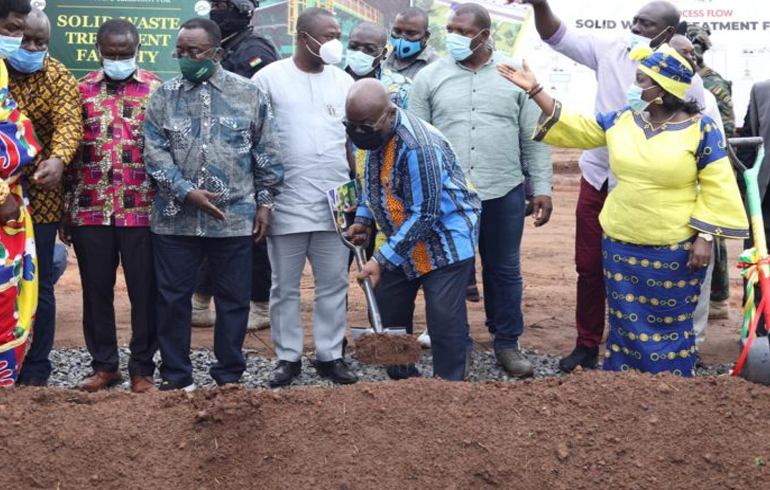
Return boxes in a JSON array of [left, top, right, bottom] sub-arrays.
[[171, 47, 218, 60], [342, 110, 389, 133], [97, 47, 137, 61]]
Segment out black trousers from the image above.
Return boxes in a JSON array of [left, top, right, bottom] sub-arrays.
[[196, 240, 271, 303], [154, 234, 252, 386], [71, 226, 157, 376], [375, 259, 474, 381]]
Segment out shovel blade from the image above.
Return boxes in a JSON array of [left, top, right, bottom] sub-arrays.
[[351, 326, 408, 339], [741, 337, 770, 385]]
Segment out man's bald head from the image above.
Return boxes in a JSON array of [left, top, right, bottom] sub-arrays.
[[346, 78, 391, 123], [350, 22, 387, 47], [670, 34, 696, 71], [345, 79, 397, 150], [631, 1, 679, 46]]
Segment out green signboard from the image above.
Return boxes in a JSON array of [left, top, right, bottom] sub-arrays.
[[39, 0, 209, 79]]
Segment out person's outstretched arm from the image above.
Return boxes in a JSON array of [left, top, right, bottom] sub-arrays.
[[508, 0, 561, 40]]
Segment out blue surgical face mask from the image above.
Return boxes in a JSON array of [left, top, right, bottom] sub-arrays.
[[627, 32, 652, 51], [0, 35, 23, 59], [626, 83, 657, 112], [346, 49, 379, 76], [103, 56, 138, 81], [446, 30, 487, 62], [390, 35, 424, 60], [7, 48, 47, 74]]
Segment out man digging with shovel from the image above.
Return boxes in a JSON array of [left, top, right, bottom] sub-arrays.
[[345, 79, 481, 381]]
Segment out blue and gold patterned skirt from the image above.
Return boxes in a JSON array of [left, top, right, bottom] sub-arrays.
[[602, 235, 707, 377]]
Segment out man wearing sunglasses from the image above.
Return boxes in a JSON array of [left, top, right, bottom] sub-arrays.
[[346, 79, 481, 381]]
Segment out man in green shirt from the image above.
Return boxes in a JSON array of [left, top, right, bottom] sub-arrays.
[[410, 2, 553, 378]]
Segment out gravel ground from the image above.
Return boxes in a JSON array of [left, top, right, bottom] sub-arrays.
[[46, 345, 735, 390]]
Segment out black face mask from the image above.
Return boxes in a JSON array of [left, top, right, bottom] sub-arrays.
[[211, 9, 250, 40], [347, 127, 387, 151]]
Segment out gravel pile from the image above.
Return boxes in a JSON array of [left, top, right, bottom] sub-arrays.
[[47, 346, 735, 390]]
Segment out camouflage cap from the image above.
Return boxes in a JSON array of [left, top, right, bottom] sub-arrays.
[[685, 23, 712, 61]]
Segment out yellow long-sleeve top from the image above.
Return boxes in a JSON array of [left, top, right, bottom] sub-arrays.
[[535, 102, 749, 245]]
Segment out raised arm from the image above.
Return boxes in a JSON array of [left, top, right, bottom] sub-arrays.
[[497, 61, 555, 116], [497, 62, 610, 151], [508, 0, 561, 40]]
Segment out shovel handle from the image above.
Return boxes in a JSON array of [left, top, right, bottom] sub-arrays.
[[352, 245, 385, 334], [341, 233, 385, 334]]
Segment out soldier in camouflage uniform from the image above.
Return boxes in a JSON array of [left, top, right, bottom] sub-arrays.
[[686, 23, 734, 319]]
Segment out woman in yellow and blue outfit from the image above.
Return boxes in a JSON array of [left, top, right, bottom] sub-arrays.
[[498, 44, 748, 377]]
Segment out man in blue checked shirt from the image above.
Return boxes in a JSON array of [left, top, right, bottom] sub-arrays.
[[346, 79, 481, 381]]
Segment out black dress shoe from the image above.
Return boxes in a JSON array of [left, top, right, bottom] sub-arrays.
[[315, 359, 358, 384], [269, 360, 301, 388], [559, 346, 599, 373], [386, 364, 421, 380], [466, 284, 481, 302], [16, 375, 48, 387]]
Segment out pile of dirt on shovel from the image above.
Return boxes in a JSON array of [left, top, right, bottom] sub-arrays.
[[2, 371, 769, 490]]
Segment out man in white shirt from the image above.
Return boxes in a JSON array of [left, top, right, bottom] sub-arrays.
[[253, 7, 357, 387]]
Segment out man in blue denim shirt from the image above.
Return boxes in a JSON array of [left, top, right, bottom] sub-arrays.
[[144, 18, 283, 391]]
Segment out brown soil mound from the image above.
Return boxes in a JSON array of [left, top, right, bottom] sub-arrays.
[[355, 333, 422, 365], [2, 372, 769, 489]]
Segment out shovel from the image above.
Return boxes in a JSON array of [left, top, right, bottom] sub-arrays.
[[341, 233, 421, 366], [726, 137, 770, 384]]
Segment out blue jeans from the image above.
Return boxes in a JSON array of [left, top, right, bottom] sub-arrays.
[[375, 259, 474, 381], [154, 234, 252, 386], [53, 243, 68, 283], [18, 223, 59, 381], [479, 185, 526, 350]]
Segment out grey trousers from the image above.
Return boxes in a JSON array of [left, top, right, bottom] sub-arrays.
[[692, 243, 716, 349], [267, 231, 349, 362]]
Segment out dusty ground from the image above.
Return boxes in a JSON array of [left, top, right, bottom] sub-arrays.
[[3, 372, 769, 490], [52, 149, 746, 365]]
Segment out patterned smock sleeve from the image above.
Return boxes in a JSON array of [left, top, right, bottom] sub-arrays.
[[689, 116, 750, 239], [143, 88, 195, 204], [533, 100, 619, 150], [252, 88, 284, 207]]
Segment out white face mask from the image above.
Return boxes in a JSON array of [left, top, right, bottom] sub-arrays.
[[305, 33, 343, 65], [346, 49, 379, 76], [627, 32, 652, 50]]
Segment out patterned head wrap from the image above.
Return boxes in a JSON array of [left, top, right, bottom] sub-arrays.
[[629, 43, 694, 100]]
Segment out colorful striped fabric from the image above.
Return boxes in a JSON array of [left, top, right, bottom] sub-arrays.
[[0, 59, 42, 387], [355, 109, 481, 280]]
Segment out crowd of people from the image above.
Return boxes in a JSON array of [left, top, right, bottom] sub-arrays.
[[0, 0, 759, 391]]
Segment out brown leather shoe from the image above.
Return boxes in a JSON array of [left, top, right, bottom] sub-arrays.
[[130, 375, 156, 393], [77, 371, 123, 392]]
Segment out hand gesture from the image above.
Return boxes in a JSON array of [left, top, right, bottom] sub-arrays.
[[32, 157, 65, 191], [186, 190, 226, 221], [531, 195, 553, 227], [497, 60, 539, 92], [357, 258, 382, 289], [687, 236, 712, 273], [0, 195, 20, 226], [253, 207, 271, 243], [345, 223, 372, 246]]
